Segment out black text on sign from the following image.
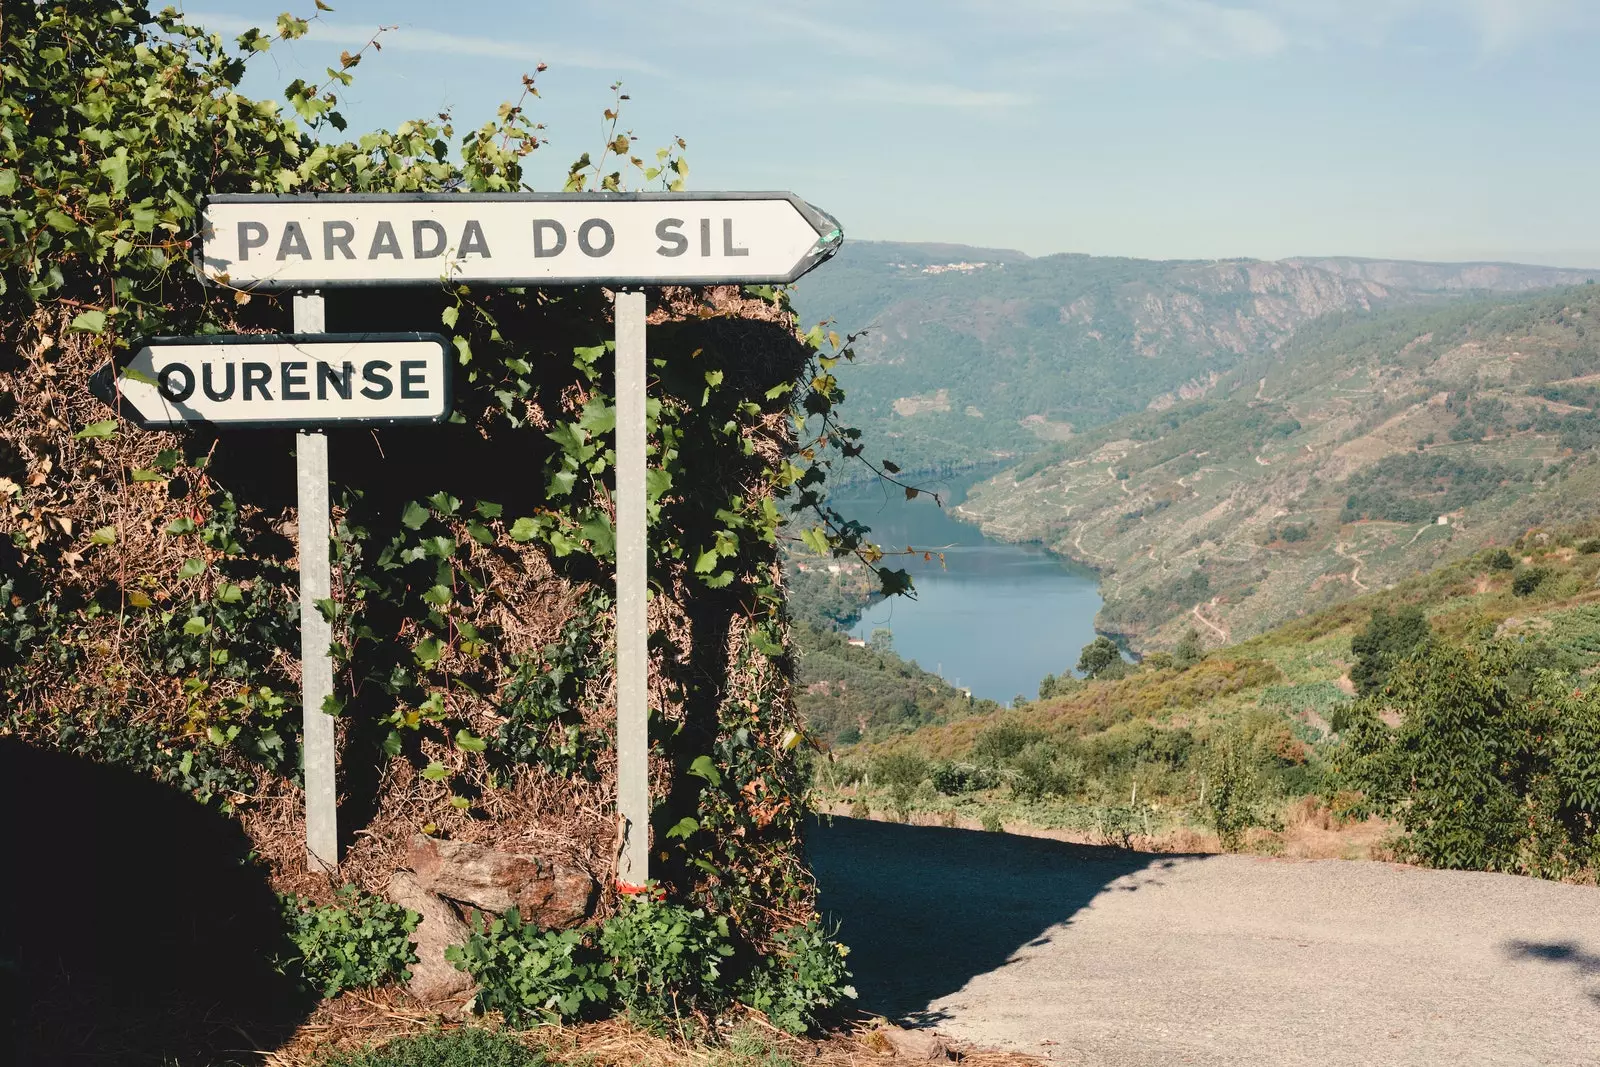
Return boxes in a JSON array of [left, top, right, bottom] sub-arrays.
[[90, 334, 452, 428], [201, 193, 842, 288]]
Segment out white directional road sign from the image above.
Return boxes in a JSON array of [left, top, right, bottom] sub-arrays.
[[201, 192, 843, 289], [90, 333, 451, 428]]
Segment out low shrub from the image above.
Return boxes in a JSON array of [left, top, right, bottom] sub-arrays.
[[929, 761, 997, 795], [599, 893, 736, 1020], [1203, 727, 1270, 850], [446, 912, 610, 1025], [1009, 741, 1084, 801], [1513, 567, 1550, 597], [971, 718, 1045, 765], [279, 886, 418, 999], [872, 751, 931, 820], [738, 919, 857, 1035], [316, 1028, 547, 1067]]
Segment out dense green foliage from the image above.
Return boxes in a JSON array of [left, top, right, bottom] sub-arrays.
[[1349, 606, 1430, 695], [736, 919, 857, 1036], [1340, 641, 1600, 878], [280, 886, 418, 999], [447, 911, 612, 1025], [598, 893, 737, 1020], [1341, 454, 1517, 524], [445, 897, 853, 1034], [1076, 636, 1125, 680]]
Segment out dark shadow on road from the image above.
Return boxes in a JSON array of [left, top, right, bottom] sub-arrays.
[[808, 815, 1199, 1025], [1504, 939, 1600, 1004], [0, 739, 317, 1065]]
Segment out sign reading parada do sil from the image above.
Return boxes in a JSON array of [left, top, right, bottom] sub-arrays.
[[89, 333, 451, 429], [200, 192, 842, 288]]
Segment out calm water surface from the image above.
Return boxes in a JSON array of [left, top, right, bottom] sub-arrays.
[[837, 472, 1103, 703]]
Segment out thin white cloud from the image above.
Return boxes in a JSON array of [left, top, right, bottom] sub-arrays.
[[181, 10, 661, 74], [825, 76, 1032, 109]]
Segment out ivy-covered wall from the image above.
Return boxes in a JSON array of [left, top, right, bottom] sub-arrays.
[[0, 2, 860, 946]]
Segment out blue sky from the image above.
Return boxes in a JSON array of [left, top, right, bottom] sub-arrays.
[[183, 1, 1600, 267]]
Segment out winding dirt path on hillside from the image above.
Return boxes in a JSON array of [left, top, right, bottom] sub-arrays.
[[812, 818, 1600, 1067], [1334, 541, 1370, 591], [1191, 599, 1230, 642]]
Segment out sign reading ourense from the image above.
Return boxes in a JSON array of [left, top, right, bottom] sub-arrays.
[[91, 334, 451, 428], [167, 191, 842, 886], [201, 192, 841, 288]]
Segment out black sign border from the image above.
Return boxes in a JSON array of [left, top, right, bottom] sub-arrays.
[[198, 190, 844, 290], [90, 332, 455, 432]]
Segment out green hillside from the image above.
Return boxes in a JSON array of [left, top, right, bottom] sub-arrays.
[[788, 241, 1599, 478], [959, 283, 1600, 649], [820, 530, 1600, 879]]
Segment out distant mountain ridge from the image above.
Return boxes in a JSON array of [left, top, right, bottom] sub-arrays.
[[789, 241, 1599, 477], [1283, 256, 1600, 292]]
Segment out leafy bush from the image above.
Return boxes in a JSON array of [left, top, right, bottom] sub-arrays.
[[1203, 727, 1269, 850], [1512, 567, 1550, 597], [1350, 606, 1429, 695], [446, 911, 610, 1025], [929, 761, 997, 795], [317, 1028, 547, 1067], [1009, 741, 1084, 802], [1341, 641, 1600, 878], [738, 920, 856, 1034], [1489, 548, 1517, 570], [970, 719, 1046, 766], [599, 894, 736, 1019], [872, 751, 931, 819], [980, 810, 1004, 832], [1173, 629, 1205, 667], [279, 886, 418, 999]]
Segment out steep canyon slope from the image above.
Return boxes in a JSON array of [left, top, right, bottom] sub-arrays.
[[957, 283, 1600, 649], [789, 241, 1599, 478]]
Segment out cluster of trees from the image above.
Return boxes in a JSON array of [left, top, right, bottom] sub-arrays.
[[1341, 453, 1517, 524]]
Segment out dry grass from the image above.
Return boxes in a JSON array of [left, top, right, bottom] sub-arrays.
[[263, 992, 1042, 1067]]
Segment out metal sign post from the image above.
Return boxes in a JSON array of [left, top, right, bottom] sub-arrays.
[[93, 325, 453, 874], [613, 290, 650, 888], [191, 190, 843, 888], [293, 292, 339, 874]]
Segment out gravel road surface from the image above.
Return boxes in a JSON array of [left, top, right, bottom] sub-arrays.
[[810, 816, 1600, 1067]]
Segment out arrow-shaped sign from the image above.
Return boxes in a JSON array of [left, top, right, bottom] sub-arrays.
[[90, 333, 452, 429], [200, 191, 843, 289]]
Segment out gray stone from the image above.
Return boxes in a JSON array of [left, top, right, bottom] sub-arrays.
[[406, 835, 596, 927], [880, 1026, 951, 1061], [386, 870, 474, 1005]]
